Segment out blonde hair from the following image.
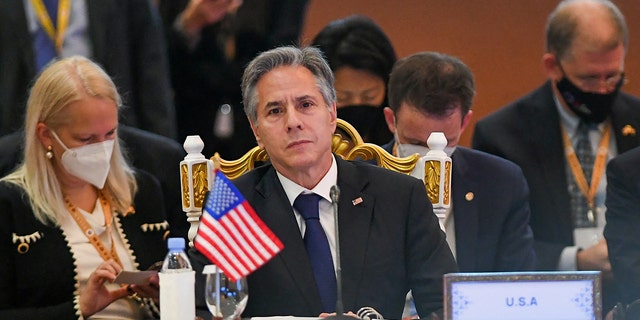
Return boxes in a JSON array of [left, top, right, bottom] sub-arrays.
[[1, 56, 137, 225]]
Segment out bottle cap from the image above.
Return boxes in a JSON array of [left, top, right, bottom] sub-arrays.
[[167, 237, 185, 250]]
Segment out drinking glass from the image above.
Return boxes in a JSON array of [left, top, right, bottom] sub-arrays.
[[203, 265, 248, 320]]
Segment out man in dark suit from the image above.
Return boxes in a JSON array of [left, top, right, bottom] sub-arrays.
[[472, 0, 640, 312], [0, 125, 189, 240], [381, 51, 536, 318], [383, 51, 536, 273], [0, 0, 176, 138], [604, 146, 640, 305], [191, 46, 457, 320]]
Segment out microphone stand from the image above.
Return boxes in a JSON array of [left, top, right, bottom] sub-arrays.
[[324, 185, 353, 320]]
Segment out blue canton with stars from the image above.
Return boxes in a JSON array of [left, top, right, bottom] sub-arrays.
[[204, 172, 244, 220]]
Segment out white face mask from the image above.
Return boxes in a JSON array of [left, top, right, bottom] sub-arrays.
[[395, 132, 456, 158], [51, 131, 115, 189]]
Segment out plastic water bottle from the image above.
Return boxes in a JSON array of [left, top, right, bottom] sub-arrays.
[[161, 237, 192, 271], [159, 237, 195, 320]]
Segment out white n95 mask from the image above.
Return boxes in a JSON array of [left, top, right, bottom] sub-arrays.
[[51, 131, 114, 189]]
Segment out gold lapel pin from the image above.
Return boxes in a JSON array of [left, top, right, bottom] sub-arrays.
[[352, 197, 363, 206], [465, 192, 474, 201], [622, 125, 636, 136]]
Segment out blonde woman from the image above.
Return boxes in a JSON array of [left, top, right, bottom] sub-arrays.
[[0, 56, 169, 319]]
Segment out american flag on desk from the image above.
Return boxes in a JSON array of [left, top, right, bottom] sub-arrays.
[[195, 170, 284, 281]]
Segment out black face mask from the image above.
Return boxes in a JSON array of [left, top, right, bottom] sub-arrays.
[[556, 75, 623, 124], [337, 104, 391, 144]]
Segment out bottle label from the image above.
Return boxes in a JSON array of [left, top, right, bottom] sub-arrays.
[[159, 271, 196, 320]]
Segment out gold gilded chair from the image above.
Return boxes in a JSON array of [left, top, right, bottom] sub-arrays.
[[182, 119, 434, 245], [211, 118, 420, 179]]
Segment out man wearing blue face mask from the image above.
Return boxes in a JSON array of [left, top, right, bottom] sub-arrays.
[[382, 52, 537, 318], [472, 0, 640, 314]]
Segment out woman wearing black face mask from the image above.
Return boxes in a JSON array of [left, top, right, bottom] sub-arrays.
[[312, 15, 395, 145]]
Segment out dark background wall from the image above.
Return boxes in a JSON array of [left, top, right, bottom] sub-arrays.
[[300, 0, 640, 147]]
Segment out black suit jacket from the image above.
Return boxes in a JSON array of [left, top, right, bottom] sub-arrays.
[[191, 157, 457, 319], [0, 0, 176, 138], [473, 81, 640, 269], [381, 142, 536, 272], [604, 146, 640, 304], [0, 125, 188, 239]]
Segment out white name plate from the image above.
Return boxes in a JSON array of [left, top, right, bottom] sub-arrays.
[[444, 271, 601, 320]]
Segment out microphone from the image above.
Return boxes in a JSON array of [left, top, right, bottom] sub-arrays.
[[324, 185, 351, 320], [356, 307, 384, 320], [324, 186, 385, 320]]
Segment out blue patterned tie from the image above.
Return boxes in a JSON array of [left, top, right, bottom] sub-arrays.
[[569, 121, 595, 228], [34, 0, 59, 72], [293, 193, 337, 312]]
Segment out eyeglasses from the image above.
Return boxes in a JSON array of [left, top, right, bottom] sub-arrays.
[[558, 63, 628, 91], [574, 72, 627, 91]]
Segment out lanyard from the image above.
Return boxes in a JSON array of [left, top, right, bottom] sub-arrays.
[[65, 190, 123, 267], [30, 0, 71, 53], [561, 123, 611, 223]]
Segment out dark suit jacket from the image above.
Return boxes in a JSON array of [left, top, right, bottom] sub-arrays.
[[0, 125, 189, 239], [604, 146, 640, 304], [0, 0, 176, 138], [191, 157, 457, 319], [0, 170, 168, 319], [472, 81, 640, 269], [382, 142, 537, 272]]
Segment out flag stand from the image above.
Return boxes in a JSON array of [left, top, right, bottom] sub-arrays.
[[215, 270, 222, 320]]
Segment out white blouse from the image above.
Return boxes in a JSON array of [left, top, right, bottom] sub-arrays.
[[60, 197, 145, 319]]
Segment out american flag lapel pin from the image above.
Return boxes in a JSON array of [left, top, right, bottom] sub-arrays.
[[352, 197, 363, 206]]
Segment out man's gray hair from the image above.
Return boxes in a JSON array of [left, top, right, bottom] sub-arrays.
[[241, 46, 337, 122]]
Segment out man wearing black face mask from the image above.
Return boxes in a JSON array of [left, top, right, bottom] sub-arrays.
[[472, 0, 640, 314]]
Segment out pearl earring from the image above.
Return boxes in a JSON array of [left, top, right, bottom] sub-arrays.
[[45, 146, 53, 159]]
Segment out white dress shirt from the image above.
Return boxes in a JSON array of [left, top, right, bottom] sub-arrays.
[[554, 94, 617, 271], [276, 155, 339, 273]]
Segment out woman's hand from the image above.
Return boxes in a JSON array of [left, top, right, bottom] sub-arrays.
[[319, 311, 359, 318], [127, 272, 160, 304], [79, 260, 128, 317]]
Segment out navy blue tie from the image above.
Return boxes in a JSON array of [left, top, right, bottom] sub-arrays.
[[294, 193, 337, 312], [34, 0, 59, 72]]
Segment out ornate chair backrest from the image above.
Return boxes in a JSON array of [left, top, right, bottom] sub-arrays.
[[211, 118, 420, 179], [182, 118, 423, 246]]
